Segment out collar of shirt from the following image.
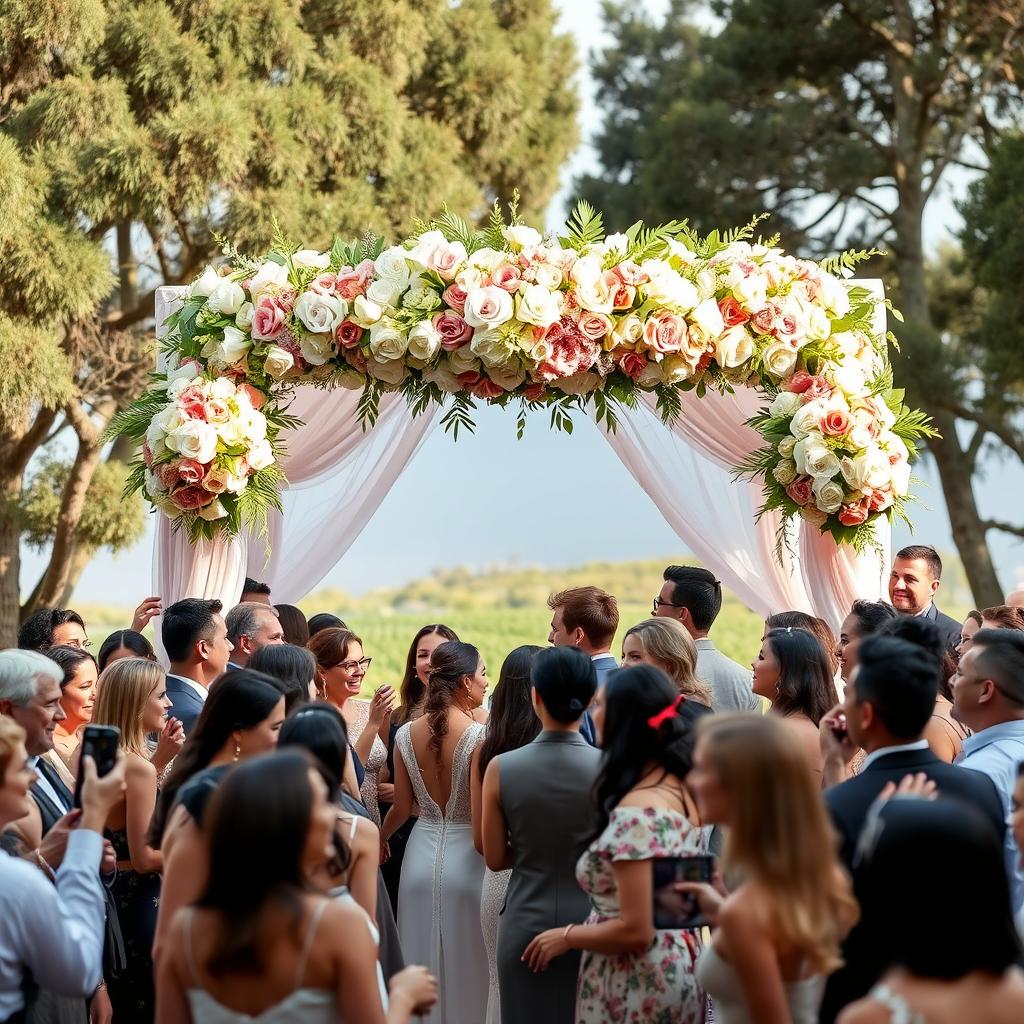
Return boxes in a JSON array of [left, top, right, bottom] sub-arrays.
[[694, 637, 715, 651], [591, 652, 615, 663], [169, 673, 207, 702], [959, 719, 1024, 760], [860, 739, 930, 772], [28, 755, 69, 812]]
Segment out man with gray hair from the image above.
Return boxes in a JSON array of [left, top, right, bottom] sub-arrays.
[[225, 602, 284, 670]]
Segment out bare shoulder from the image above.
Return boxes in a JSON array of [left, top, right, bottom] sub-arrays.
[[836, 999, 892, 1024], [126, 752, 158, 779], [718, 883, 772, 933]]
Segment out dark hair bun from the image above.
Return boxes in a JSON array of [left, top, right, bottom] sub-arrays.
[[531, 647, 597, 723]]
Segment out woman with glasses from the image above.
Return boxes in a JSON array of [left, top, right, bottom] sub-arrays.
[[16, 607, 90, 652], [309, 628, 395, 824]]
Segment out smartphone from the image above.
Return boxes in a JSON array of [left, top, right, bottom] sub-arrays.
[[652, 854, 715, 930], [73, 725, 120, 808], [831, 712, 848, 742]]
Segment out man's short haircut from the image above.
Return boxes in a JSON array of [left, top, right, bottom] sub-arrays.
[[548, 586, 619, 649], [241, 576, 271, 598], [17, 608, 86, 652], [226, 602, 277, 646], [895, 544, 943, 580], [162, 598, 223, 663], [0, 649, 63, 707], [663, 566, 722, 631], [970, 629, 1024, 709], [854, 635, 939, 741]]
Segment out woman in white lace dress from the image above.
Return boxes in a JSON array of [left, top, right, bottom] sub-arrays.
[[381, 641, 490, 1024], [470, 645, 543, 1024], [309, 628, 395, 823]]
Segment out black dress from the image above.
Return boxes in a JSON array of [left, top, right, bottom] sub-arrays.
[[379, 720, 417, 913]]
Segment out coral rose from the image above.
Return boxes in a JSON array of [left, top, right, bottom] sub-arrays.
[[718, 296, 749, 327], [838, 501, 871, 527], [170, 485, 211, 511], [786, 370, 814, 394], [820, 406, 852, 437], [785, 476, 814, 506], [619, 349, 648, 381]]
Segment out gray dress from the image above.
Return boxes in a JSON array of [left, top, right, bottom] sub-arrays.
[[496, 731, 601, 1024]]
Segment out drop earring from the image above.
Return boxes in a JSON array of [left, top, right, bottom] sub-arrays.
[[234, 741, 241, 761]]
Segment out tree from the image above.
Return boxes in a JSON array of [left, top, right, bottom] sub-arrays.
[[579, 0, 1024, 605], [0, 0, 577, 644]]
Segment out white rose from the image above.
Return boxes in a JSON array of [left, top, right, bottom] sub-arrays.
[[264, 345, 295, 380], [773, 460, 798, 486], [422, 359, 462, 394], [197, 499, 228, 521], [351, 294, 383, 327], [516, 284, 562, 328], [790, 399, 826, 439], [405, 230, 447, 268], [695, 268, 719, 300], [247, 439, 275, 471], [147, 405, 183, 449], [604, 232, 629, 255], [209, 377, 235, 401], [778, 436, 797, 459], [374, 246, 412, 286], [299, 332, 335, 366], [686, 298, 723, 344], [820, 273, 851, 317], [189, 265, 221, 298], [611, 314, 643, 347], [464, 285, 514, 329], [455, 266, 485, 291], [207, 278, 245, 316], [335, 369, 366, 391], [470, 328, 515, 369], [224, 467, 249, 493], [145, 469, 166, 495], [214, 326, 253, 367], [503, 225, 542, 249], [488, 362, 526, 391], [165, 420, 218, 463], [367, 357, 408, 387], [366, 277, 404, 308], [570, 254, 603, 288], [769, 391, 802, 419], [643, 262, 699, 311], [812, 477, 845, 514], [531, 262, 562, 290], [828, 359, 869, 399], [891, 459, 911, 495], [235, 302, 254, 331], [803, 302, 832, 343], [636, 361, 665, 388], [794, 432, 840, 480], [248, 261, 290, 303], [763, 342, 798, 379], [726, 268, 767, 311], [295, 291, 345, 335], [407, 320, 442, 362], [292, 249, 330, 270], [661, 354, 694, 385], [368, 322, 409, 361], [665, 240, 700, 267], [448, 346, 481, 375], [467, 247, 504, 272], [553, 371, 601, 396]]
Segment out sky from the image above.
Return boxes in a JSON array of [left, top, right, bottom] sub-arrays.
[[19, 0, 1024, 606]]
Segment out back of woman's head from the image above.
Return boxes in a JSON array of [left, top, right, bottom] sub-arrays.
[[273, 604, 309, 647], [277, 703, 350, 794], [696, 713, 856, 971], [530, 646, 597, 723], [44, 645, 96, 688], [766, 612, 839, 676], [622, 618, 712, 705], [594, 665, 712, 836], [150, 669, 284, 846], [766, 628, 837, 725], [307, 612, 346, 638], [249, 643, 316, 715], [980, 604, 1024, 630], [478, 645, 543, 775], [97, 629, 154, 671], [849, 599, 898, 636], [92, 658, 163, 756], [199, 750, 315, 974], [397, 623, 459, 726], [859, 797, 1020, 978], [425, 641, 480, 759]]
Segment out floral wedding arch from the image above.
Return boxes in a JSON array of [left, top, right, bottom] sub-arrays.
[[111, 201, 932, 622]]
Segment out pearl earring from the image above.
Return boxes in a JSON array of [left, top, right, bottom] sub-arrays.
[[233, 741, 241, 761]]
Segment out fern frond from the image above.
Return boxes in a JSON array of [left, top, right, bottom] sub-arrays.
[[561, 200, 604, 252]]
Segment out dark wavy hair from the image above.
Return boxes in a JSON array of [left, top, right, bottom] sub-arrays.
[[477, 646, 542, 777], [424, 641, 480, 761], [43, 645, 96, 688], [591, 665, 712, 841], [847, 599, 898, 637], [18, 608, 86, 652], [97, 629, 155, 671], [877, 614, 949, 700], [273, 604, 309, 647], [765, 611, 839, 676], [395, 624, 459, 727], [198, 750, 318, 975], [764, 628, 837, 726], [249, 643, 316, 715], [149, 670, 284, 846]]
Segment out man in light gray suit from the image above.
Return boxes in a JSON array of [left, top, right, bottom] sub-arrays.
[[654, 565, 759, 713]]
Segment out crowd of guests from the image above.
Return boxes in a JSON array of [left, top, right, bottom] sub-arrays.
[[2, 547, 1024, 1023]]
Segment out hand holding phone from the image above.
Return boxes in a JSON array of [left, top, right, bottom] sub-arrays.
[[73, 725, 121, 809], [652, 854, 715, 929]]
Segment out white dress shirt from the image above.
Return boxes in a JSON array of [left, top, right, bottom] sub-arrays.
[[859, 739, 930, 773], [0, 830, 106, 1019], [168, 673, 208, 703], [27, 755, 70, 814]]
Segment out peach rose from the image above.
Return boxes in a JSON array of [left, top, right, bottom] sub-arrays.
[[619, 349, 648, 381], [335, 260, 376, 301], [577, 311, 612, 342], [820, 406, 852, 437], [613, 260, 646, 287], [786, 476, 814, 506], [236, 383, 266, 410], [170, 485, 211, 511], [642, 311, 686, 354], [838, 500, 870, 527], [490, 264, 522, 293], [442, 283, 469, 312], [749, 304, 778, 335]]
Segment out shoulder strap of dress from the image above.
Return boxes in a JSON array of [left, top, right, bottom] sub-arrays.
[[869, 984, 923, 1024], [294, 899, 330, 989], [349, 814, 358, 842], [181, 908, 204, 991]]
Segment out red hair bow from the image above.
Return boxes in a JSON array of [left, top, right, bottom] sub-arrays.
[[647, 694, 684, 730]]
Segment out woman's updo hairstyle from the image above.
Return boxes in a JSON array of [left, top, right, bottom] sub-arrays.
[[530, 646, 596, 723], [424, 641, 480, 760]]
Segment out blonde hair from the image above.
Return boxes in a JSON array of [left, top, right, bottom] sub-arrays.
[[92, 658, 165, 757], [0, 718, 26, 778], [623, 618, 713, 705], [697, 714, 858, 972]]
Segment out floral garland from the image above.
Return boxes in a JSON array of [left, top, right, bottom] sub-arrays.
[[108, 201, 934, 548]]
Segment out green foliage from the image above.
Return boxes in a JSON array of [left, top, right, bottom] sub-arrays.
[[560, 200, 605, 251]]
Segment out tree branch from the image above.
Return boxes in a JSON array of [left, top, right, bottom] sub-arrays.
[[101, 289, 156, 332], [938, 399, 1024, 463], [839, 0, 914, 58], [982, 519, 1024, 541], [8, 408, 58, 478]]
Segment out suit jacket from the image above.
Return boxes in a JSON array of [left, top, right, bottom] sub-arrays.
[[165, 674, 206, 736], [579, 653, 618, 746], [29, 757, 74, 836], [922, 602, 962, 651], [694, 638, 759, 712], [820, 746, 1005, 1022]]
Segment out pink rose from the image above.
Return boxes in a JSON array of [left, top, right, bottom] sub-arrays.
[[170, 485, 210, 511], [178, 359, 202, 378], [536, 317, 599, 381], [786, 476, 814, 506], [336, 320, 365, 349], [803, 375, 833, 402], [309, 272, 338, 296], [786, 371, 814, 394], [429, 242, 466, 282], [613, 261, 647, 287], [177, 459, 207, 486], [522, 382, 546, 402], [868, 488, 894, 512], [177, 385, 207, 421], [838, 501, 870, 527], [432, 311, 473, 350], [236, 383, 266, 410], [577, 311, 612, 342], [820, 407, 852, 437], [718, 296, 749, 328], [142, 441, 155, 468], [469, 375, 505, 400], [442, 283, 469, 312], [490, 264, 522, 293], [611, 282, 636, 310], [774, 313, 798, 340], [155, 463, 180, 491], [642, 312, 686, 354], [750, 304, 778, 335], [344, 347, 368, 373], [618, 349, 648, 381], [251, 298, 287, 341], [335, 259, 375, 301]]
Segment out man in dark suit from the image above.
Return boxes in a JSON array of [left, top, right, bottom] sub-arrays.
[[547, 586, 620, 745], [162, 598, 234, 735], [888, 543, 961, 650], [818, 635, 1005, 1022]]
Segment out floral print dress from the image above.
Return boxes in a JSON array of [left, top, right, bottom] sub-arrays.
[[575, 806, 707, 1024]]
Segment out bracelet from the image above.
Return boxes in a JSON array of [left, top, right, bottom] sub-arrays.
[[34, 849, 55, 881], [95, 980, 107, 992], [562, 923, 576, 944]]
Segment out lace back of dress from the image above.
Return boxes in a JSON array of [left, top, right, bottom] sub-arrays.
[[447, 724, 483, 824], [396, 722, 441, 823]]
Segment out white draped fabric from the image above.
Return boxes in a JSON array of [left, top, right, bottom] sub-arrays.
[[151, 280, 890, 630]]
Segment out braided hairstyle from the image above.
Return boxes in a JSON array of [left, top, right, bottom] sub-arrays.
[[423, 641, 480, 762]]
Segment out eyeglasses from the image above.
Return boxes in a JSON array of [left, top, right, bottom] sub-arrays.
[[335, 657, 371, 673], [652, 598, 683, 614], [63, 638, 92, 650]]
